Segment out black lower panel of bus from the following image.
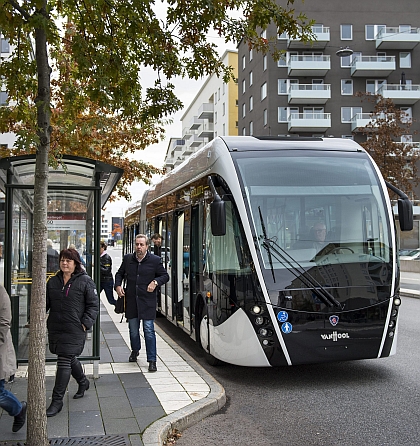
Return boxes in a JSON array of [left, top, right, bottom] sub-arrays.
[[271, 300, 393, 366]]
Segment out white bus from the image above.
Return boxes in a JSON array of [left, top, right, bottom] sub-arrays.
[[123, 136, 412, 366]]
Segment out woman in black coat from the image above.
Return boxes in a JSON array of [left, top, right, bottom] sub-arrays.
[[46, 248, 99, 417]]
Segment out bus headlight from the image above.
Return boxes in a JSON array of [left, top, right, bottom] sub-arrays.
[[258, 328, 272, 337], [388, 331, 394, 338], [252, 306, 262, 314], [393, 297, 401, 306], [388, 320, 395, 328], [391, 309, 398, 317]]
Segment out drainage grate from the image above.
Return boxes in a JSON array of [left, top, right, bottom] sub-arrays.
[[0, 435, 130, 446]]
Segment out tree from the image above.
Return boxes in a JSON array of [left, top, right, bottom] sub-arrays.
[[0, 1, 314, 443], [355, 93, 419, 199]]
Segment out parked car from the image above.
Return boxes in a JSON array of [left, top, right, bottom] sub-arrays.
[[400, 248, 420, 260]]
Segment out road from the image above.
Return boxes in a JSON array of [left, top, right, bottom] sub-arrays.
[[157, 295, 420, 446]]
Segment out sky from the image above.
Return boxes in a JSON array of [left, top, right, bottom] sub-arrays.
[[105, 35, 238, 217]]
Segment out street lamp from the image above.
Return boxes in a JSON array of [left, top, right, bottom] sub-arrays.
[[336, 46, 354, 58]]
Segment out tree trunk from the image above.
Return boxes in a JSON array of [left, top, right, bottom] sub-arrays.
[[27, 3, 50, 444]]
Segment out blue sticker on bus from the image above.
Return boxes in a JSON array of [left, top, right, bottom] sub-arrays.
[[281, 322, 293, 334], [277, 311, 288, 322]]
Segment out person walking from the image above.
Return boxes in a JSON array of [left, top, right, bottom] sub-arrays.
[[115, 234, 169, 371], [46, 248, 99, 417], [47, 239, 59, 273], [0, 285, 27, 432], [100, 240, 116, 305]]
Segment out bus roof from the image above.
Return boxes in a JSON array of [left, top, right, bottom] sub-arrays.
[[219, 136, 365, 153]]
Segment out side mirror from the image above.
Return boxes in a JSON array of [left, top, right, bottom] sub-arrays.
[[398, 198, 413, 231], [210, 197, 226, 236]]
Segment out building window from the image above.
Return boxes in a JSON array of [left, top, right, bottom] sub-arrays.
[[249, 96, 253, 111], [235, 99, 238, 106], [366, 79, 386, 95], [263, 55, 267, 71], [249, 121, 253, 135], [401, 107, 412, 123], [242, 103, 246, 118], [0, 90, 8, 106], [223, 83, 225, 95], [341, 52, 360, 68], [401, 134, 413, 143], [242, 79, 246, 94], [249, 71, 253, 86], [242, 127, 246, 136], [342, 135, 354, 140], [261, 30, 267, 39], [242, 55, 246, 70], [214, 92, 217, 104], [278, 31, 288, 40], [400, 52, 411, 68], [365, 25, 385, 40], [341, 106, 362, 123], [249, 48, 253, 61], [235, 121, 238, 128], [261, 83, 267, 100], [222, 102, 225, 116], [223, 123, 225, 135], [1, 37, 10, 53], [341, 24, 353, 40], [341, 79, 353, 95], [215, 111, 218, 123], [263, 109, 268, 126], [278, 107, 298, 122]]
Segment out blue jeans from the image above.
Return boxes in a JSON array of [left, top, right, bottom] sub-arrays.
[[127, 318, 156, 362], [0, 379, 22, 417], [101, 280, 116, 305]]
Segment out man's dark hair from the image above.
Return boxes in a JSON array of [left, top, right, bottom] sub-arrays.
[[100, 241, 107, 250], [151, 233, 162, 241]]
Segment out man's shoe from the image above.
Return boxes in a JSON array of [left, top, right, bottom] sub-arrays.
[[12, 401, 27, 432], [148, 361, 157, 372], [129, 351, 139, 362]]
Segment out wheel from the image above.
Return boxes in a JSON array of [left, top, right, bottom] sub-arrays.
[[197, 300, 222, 366]]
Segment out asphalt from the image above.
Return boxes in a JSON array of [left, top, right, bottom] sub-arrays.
[[0, 294, 226, 446]]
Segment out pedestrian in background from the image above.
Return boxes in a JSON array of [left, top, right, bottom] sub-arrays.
[[46, 248, 99, 417], [115, 234, 169, 371], [0, 285, 27, 432], [47, 239, 59, 273], [151, 233, 162, 257], [100, 240, 116, 305]]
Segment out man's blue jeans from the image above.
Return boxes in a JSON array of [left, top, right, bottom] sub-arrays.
[[127, 318, 156, 362], [100, 280, 116, 305], [0, 379, 22, 417]]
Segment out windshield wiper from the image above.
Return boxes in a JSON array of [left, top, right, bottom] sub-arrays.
[[257, 207, 342, 309], [258, 206, 276, 282], [265, 238, 342, 309]]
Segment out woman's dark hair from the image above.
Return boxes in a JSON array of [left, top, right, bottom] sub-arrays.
[[59, 248, 83, 274]]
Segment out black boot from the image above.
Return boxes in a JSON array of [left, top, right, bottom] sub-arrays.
[[46, 367, 71, 417], [71, 358, 90, 399], [12, 401, 27, 432]]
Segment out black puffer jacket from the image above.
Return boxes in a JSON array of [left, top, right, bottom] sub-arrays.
[[46, 270, 99, 356], [100, 252, 113, 282]]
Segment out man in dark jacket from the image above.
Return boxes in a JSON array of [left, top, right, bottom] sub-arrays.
[[115, 234, 169, 371], [100, 240, 116, 305]]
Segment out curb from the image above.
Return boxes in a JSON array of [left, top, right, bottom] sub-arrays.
[[141, 325, 226, 446], [400, 288, 420, 299]]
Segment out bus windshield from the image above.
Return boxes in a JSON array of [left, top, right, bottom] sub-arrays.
[[235, 151, 393, 288]]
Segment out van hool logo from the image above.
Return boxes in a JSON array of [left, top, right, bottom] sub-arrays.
[[320, 331, 350, 341]]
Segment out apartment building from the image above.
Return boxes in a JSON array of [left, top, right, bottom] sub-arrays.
[[238, 1, 420, 151], [164, 50, 238, 171]]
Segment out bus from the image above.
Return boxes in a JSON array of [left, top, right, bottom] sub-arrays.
[[123, 136, 413, 367]]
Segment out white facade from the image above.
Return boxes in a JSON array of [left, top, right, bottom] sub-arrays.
[[164, 50, 238, 171]]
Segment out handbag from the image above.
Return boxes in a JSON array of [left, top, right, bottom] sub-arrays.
[[114, 295, 125, 314]]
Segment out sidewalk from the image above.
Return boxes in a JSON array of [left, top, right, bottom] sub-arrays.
[[0, 295, 226, 446]]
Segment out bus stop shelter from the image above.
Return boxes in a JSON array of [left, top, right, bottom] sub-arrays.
[[0, 154, 123, 365]]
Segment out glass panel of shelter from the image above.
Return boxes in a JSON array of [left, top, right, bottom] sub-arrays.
[[9, 187, 95, 361]]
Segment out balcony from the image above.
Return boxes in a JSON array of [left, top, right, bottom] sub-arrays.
[[287, 25, 330, 49], [198, 122, 214, 138], [351, 113, 382, 132], [198, 103, 214, 121], [189, 116, 203, 130], [288, 84, 331, 104], [376, 27, 420, 50], [182, 126, 193, 139], [288, 112, 331, 132], [288, 55, 330, 76], [376, 84, 420, 105], [350, 55, 395, 77], [189, 134, 205, 148]]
